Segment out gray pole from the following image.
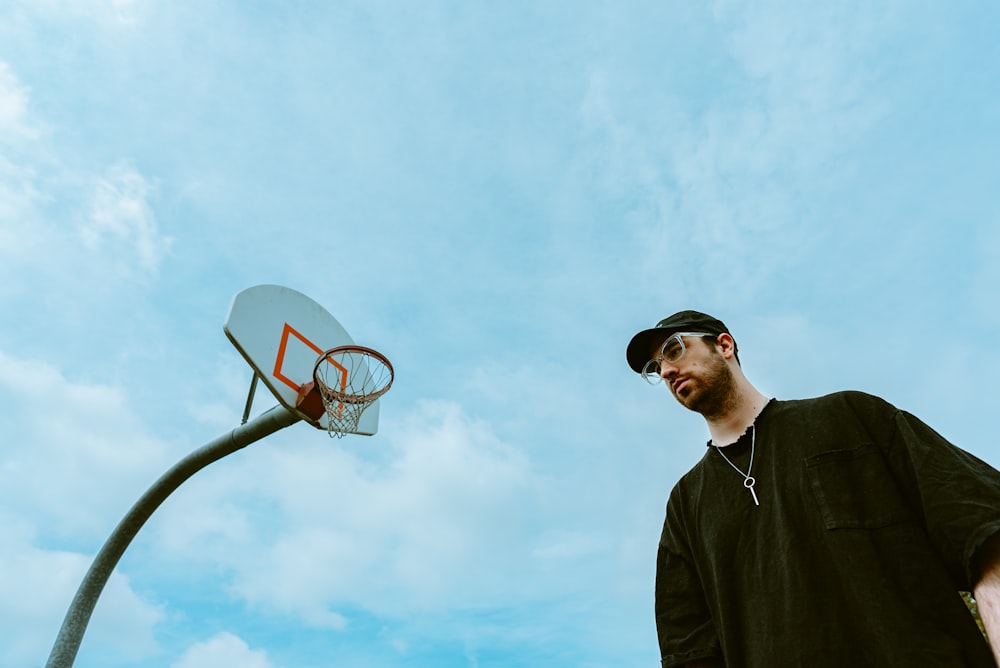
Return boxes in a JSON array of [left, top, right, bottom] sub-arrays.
[[45, 404, 302, 668]]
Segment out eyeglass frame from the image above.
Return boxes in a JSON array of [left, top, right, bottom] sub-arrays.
[[640, 332, 718, 385]]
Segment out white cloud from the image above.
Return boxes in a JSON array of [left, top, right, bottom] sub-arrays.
[[21, 0, 145, 26], [574, 1, 896, 304], [148, 399, 546, 625], [0, 510, 163, 666], [0, 157, 42, 262], [0, 65, 168, 290], [0, 62, 45, 264], [712, 0, 892, 162], [0, 61, 43, 143], [171, 632, 276, 668], [81, 161, 172, 273], [0, 350, 175, 538]]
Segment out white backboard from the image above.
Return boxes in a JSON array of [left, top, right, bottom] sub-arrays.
[[224, 285, 380, 435]]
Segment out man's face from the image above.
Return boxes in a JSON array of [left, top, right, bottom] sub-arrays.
[[648, 334, 735, 417]]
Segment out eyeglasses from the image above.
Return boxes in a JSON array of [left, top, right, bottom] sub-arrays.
[[641, 332, 714, 385]]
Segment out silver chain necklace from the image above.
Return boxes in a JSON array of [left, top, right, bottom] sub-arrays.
[[714, 425, 759, 506]]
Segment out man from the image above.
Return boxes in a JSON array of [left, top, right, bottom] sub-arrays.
[[626, 310, 1000, 667]]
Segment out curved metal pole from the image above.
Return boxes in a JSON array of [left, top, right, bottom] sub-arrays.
[[45, 404, 301, 668]]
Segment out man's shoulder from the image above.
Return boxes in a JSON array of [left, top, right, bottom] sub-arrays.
[[772, 390, 897, 417], [764, 391, 904, 448]]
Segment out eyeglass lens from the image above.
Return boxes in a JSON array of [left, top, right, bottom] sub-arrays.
[[661, 337, 684, 363], [640, 335, 686, 383]]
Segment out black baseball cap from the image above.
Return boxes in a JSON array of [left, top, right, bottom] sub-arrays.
[[626, 310, 736, 373]]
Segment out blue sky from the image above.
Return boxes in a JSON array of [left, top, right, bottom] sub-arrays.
[[1, 1, 999, 666]]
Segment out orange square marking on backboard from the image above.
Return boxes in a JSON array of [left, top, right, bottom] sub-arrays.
[[273, 323, 326, 391], [273, 323, 349, 393]]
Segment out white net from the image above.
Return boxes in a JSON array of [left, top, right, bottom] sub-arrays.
[[313, 346, 394, 438]]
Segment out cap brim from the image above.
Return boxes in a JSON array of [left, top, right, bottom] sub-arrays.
[[626, 327, 678, 374]]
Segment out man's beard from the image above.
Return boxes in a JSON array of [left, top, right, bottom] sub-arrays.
[[675, 352, 737, 419]]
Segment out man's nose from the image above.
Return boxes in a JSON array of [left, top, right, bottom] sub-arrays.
[[658, 360, 679, 380]]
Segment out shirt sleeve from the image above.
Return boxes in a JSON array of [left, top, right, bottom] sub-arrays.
[[868, 399, 1000, 590], [655, 491, 722, 667]]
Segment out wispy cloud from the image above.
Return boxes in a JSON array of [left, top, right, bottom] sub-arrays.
[[25, 0, 144, 26], [150, 399, 543, 624], [170, 633, 276, 668], [0, 61, 42, 143], [0, 60, 169, 302], [0, 510, 163, 667], [81, 161, 172, 273], [0, 351, 173, 537], [0, 61, 45, 262], [575, 2, 895, 303]]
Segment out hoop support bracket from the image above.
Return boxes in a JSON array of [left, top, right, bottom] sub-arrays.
[[295, 381, 326, 422], [241, 373, 260, 425]]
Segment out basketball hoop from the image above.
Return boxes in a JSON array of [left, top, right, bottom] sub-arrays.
[[308, 345, 394, 438]]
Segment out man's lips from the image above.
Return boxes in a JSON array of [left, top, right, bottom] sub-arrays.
[[671, 378, 689, 394]]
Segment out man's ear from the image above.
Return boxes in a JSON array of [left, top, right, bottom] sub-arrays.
[[716, 333, 737, 360]]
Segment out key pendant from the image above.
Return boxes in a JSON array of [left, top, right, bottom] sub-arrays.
[[744, 476, 760, 506]]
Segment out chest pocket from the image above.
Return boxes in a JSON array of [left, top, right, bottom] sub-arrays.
[[805, 444, 916, 530]]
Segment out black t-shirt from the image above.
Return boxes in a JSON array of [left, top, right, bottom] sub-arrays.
[[656, 391, 1000, 667]]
